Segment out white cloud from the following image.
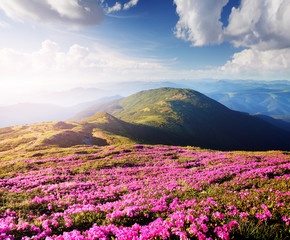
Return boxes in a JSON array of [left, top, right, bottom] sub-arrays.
[[124, 0, 139, 10], [173, 0, 290, 79], [0, 40, 173, 104], [105, 0, 139, 13], [107, 2, 122, 13], [219, 48, 290, 73], [173, 0, 229, 46], [0, 40, 166, 86], [165, 48, 290, 81], [0, 39, 289, 105], [2, 42, 286, 91], [0, 0, 104, 27], [173, 0, 290, 50], [225, 0, 290, 50]]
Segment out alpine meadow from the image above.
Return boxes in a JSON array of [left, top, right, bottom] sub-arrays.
[[0, 0, 290, 240]]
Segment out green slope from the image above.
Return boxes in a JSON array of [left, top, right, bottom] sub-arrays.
[[78, 88, 290, 151], [1, 88, 290, 154], [81, 112, 179, 146], [110, 88, 227, 126]]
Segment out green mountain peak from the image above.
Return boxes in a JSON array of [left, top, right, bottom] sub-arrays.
[[78, 87, 290, 150]]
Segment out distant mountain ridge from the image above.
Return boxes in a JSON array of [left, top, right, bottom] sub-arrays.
[[0, 96, 121, 128], [208, 88, 290, 117], [1, 80, 289, 128], [70, 80, 290, 120]]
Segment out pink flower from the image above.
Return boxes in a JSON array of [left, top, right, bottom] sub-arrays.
[[65, 222, 71, 228], [213, 212, 224, 220], [199, 224, 208, 233], [197, 231, 207, 240], [175, 220, 184, 228], [189, 223, 198, 235], [48, 203, 52, 210], [186, 215, 194, 223], [282, 216, 290, 225], [229, 221, 239, 230], [200, 214, 209, 222], [239, 212, 249, 221], [217, 231, 230, 240], [222, 224, 230, 232], [131, 223, 141, 231], [255, 213, 268, 222], [261, 204, 268, 210]]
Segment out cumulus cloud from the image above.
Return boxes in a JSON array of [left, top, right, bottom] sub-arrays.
[[0, 40, 165, 80], [225, 0, 290, 50], [174, 0, 290, 50], [124, 0, 139, 10], [0, 40, 173, 103], [0, 0, 104, 27], [173, 0, 228, 46], [1, 40, 289, 99], [219, 48, 290, 73], [173, 0, 290, 79], [107, 2, 122, 13], [105, 0, 139, 13]]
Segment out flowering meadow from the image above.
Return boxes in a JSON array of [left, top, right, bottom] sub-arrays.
[[0, 145, 289, 240]]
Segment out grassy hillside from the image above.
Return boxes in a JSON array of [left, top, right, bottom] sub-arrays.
[[1, 88, 290, 155], [0, 121, 109, 162], [1, 88, 290, 240], [74, 88, 290, 151], [110, 88, 225, 126], [0, 144, 289, 240], [0, 112, 172, 162]]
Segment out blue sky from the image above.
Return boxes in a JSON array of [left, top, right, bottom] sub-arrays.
[[0, 0, 290, 104]]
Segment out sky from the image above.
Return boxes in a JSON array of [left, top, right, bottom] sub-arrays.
[[0, 0, 290, 104]]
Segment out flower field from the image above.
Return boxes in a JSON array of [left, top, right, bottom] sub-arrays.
[[0, 145, 290, 240]]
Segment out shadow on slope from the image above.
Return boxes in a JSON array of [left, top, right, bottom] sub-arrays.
[[254, 115, 290, 133], [81, 112, 178, 146]]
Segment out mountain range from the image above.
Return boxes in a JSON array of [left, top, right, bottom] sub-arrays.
[[1, 87, 289, 153], [1, 80, 289, 128], [72, 88, 290, 151]]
